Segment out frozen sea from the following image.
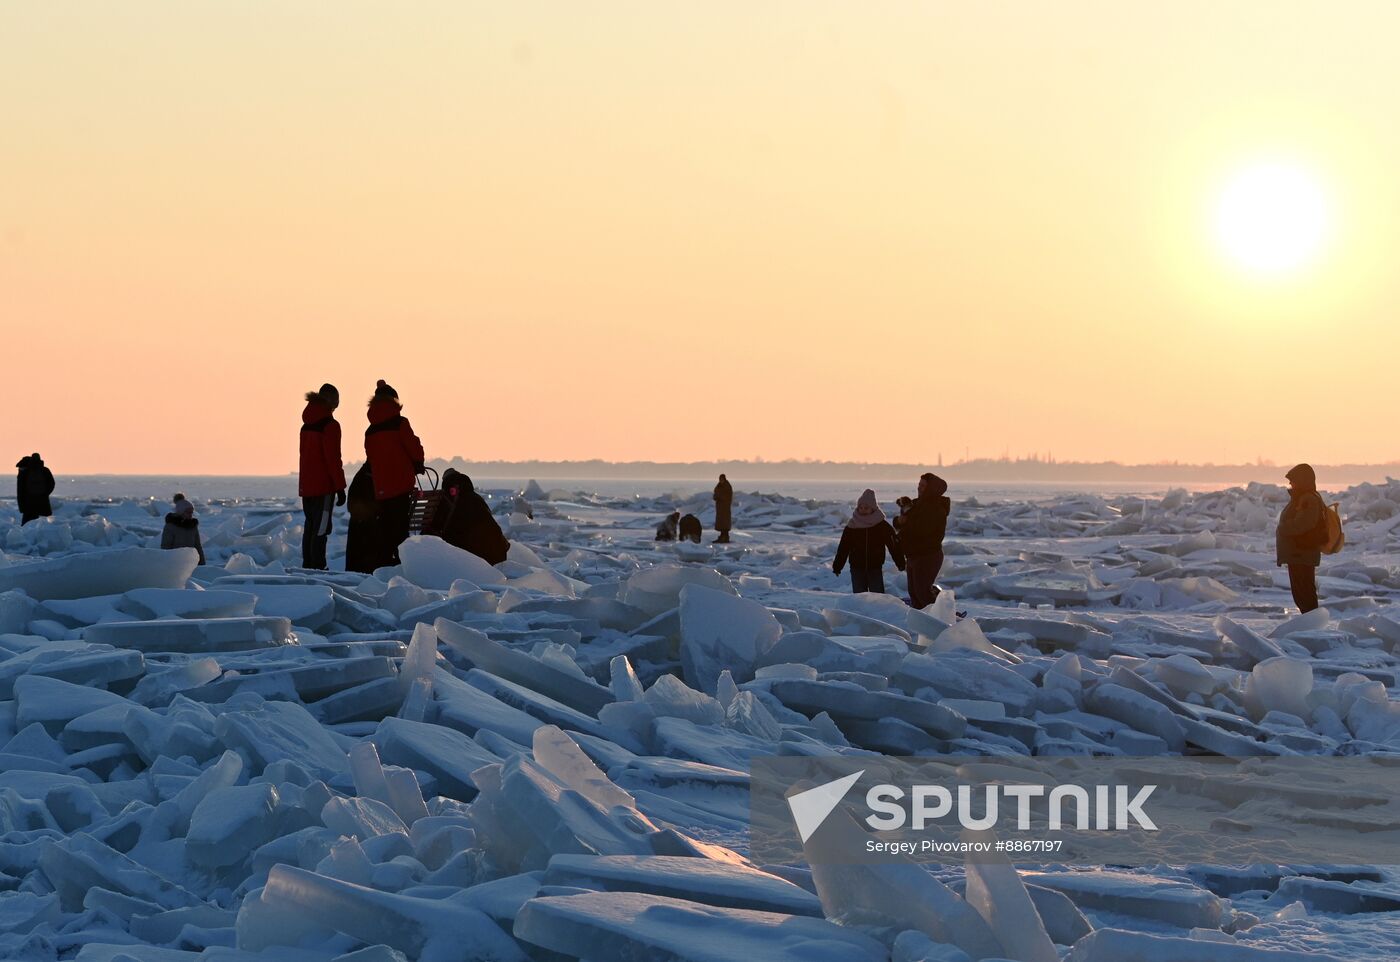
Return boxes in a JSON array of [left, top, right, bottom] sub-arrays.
[[23, 473, 1246, 504], [3, 477, 1400, 960]]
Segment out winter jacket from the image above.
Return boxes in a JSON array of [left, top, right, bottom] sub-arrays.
[[15, 456, 55, 520], [439, 470, 511, 565], [714, 478, 733, 532], [161, 514, 206, 565], [656, 513, 679, 541], [901, 494, 950, 559], [344, 463, 379, 574], [364, 399, 425, 500], [678, 514, 703, 543], [834, 520, 905, 574], [1277, 490, 1326, 567], [299, 399, 347, 497]]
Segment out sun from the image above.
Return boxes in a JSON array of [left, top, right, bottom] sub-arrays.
[[1213, 161, 1333, 276]]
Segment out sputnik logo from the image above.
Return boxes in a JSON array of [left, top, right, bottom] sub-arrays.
[[786, 770, 864, 842]]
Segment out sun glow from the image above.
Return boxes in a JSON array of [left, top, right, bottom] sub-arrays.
[[1213, 161, 1334, 277]]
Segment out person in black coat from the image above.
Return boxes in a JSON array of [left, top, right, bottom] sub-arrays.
[[902, 473, 951, 609], [160, 493, 206, 565], [656, 511, 680, 541], [678, 513, 703, 544], [833, 489, 905, 593], [439, 469, 511, 565], [713, 474, 733, 543], [344, 463, 381, 573], [15, 453, 55, 524]]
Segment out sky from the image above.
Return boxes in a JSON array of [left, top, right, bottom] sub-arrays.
[[3, 2, 1397, 474]]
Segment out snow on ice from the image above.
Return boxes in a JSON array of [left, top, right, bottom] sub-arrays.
[[3, 479, 1400, 958]]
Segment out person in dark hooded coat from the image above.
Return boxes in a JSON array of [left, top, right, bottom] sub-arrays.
[[713, 474, 733, 543], [344, 463, 380, 574], [902, 472, 951, 609], [439, 469, 511, 565], [15, 453, 55, 524], [1277, 463, 1326, 614]]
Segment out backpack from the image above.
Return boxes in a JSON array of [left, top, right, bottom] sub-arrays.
[[1319, 498, 1345, 555]]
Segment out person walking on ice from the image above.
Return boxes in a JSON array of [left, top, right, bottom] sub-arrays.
[[902, 472, 950, 609], [299, 383, 347, 570], [833, 489, 904, 594]]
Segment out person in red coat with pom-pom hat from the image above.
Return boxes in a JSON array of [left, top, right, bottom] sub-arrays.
[[364, 380, 426, 567]]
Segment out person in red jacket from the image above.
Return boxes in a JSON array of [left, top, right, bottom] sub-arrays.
[[298, 384, 347, 569], [364, 379, 425, 567]]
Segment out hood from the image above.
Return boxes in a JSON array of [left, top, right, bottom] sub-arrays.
[[1286, 463, 1317, 493], [302, 399, 335, 425], [16, 455, 42, 469], [165, 513, 199, 528], [922, 473, 948, 497], [442, 468, 474, 495], [367, 398, 403, 425]]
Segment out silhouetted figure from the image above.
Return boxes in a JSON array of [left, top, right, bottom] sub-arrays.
[[344, 463, 379, 574], [902, 472, 950, 609], [713, 474, 733, 543], [833, 489, 905, 594], [299, 384, 347, 570], [655, 511, 680, 541], [678, 513, 703, 544], [1277, 462, 1326, 614], [439, 469, 511, 565], [364, 380, 426, 568], [160, 493, 206, 565], [15, 453, 55, 524]]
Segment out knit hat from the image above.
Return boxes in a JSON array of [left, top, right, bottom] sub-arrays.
[[373, 380, 399, 401], [848, 488, 887, 528], [319, 383, 340, 407], [173, 493, 194, 517]]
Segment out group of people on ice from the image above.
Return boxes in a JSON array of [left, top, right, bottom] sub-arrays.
[[832, 473, 950, 606], [655, 474, 733, 544], [13, 402, 1337, 615], [828, 465, 1333, 613], [297, 380, 508, 573]]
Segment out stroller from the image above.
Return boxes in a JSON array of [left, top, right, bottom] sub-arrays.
[[409, 468, 511, 565], [408, 467, 451, 537]]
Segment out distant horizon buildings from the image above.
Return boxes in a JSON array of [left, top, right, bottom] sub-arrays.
[[350, 454, 1400, 486]]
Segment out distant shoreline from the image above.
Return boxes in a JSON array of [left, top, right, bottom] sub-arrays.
[[28, 456, 1399, 487]]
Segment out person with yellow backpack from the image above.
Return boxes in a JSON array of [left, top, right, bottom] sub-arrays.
[[1276, 463, 1344, 614]]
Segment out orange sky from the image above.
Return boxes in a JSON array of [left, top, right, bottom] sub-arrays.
[[3, 2, 1397, 473]]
